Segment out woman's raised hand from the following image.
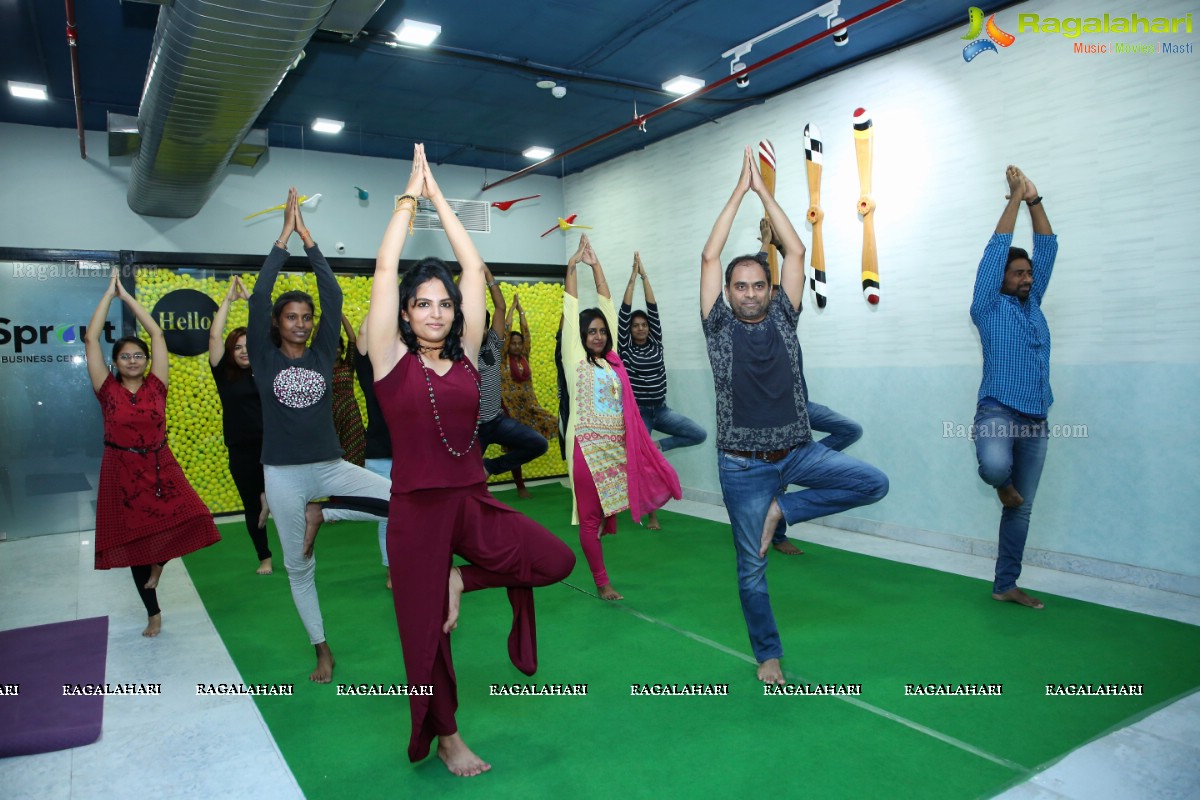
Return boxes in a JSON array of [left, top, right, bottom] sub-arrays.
[[403, 144, 425, 199], [279, 187, 298, 244], [418, 144, 445, 203], [292, 188, 313, 244]]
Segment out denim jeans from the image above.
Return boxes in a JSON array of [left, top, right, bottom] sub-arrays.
[[806, 402, 863, 454], [973, 400, 1048, 594], [771, 402, 863, 544], [480, 414, 549, 476], [718, 442, 888, 662], [365, 458, 392, 567], [638, 403, 708, 453]]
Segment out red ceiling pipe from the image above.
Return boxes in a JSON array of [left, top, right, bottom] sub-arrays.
[[482, 0, 905, 191], [65, 0, 86, 159]]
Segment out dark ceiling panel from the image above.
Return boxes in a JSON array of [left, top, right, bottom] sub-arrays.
[[0, 0, 1019, 180]]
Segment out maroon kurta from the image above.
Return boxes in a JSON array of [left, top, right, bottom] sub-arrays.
[[375, 352, 574, 762], [93, 373, 219, 568]]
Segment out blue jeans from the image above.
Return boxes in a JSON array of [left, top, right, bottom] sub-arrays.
[[807, 402, 863, 453], [973, 400, 1048, 594], [365, 458, 392, 567], [771, 402, 863, 544], [638, 403, 708, 453], [718, 442, 888, 662], [480, 414, 548, 476]]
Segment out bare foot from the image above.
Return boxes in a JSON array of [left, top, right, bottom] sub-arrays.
[[437, 733, 492, 777], [772, 540, 805, 556], [757, 658, 786, 685], [997, 484, 1024, 508], [142, 613, 162, 638], [992, 587, 1044, 609], [386, 572, 393, 590], [444, 567, 463, 634], [257, 492, 270, 529], [302, 502, 323, 559], [144, 563, 163, 590], [646, 511, 661, 531], [517, 487, 533, 499], [256, 558, 273, 575], [759, 499, 784, 557], [310, 642, 335, 683], [597, 583, 623, 601]]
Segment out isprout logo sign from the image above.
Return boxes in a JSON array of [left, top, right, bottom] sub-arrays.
[[0, 317, 114, 364], [961, 7, 1015, 62], [151, 289, 218, 357]]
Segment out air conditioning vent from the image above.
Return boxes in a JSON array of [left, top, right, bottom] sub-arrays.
[[399, 197, 490, 234]]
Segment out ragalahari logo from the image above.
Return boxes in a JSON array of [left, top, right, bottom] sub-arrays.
[[962, 7, 1015, 61]]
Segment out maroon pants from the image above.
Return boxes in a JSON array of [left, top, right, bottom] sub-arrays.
[[386, 483, 575, 762]]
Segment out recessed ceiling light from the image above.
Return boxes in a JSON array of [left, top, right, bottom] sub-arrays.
[[661, 75, 704, 95], [395, 19, 441, 46], [311, 118, 344, 134], [536, 79, 557, 90], [8, 81, 48, 101], [523, 146, 553, 160]]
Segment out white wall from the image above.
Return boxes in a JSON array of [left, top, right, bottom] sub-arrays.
[[0, 123, 565, 264], [563, 0, 1200, 586]]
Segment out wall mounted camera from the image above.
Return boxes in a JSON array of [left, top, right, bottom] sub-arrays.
[[335, 242, 346, 254], [831, 17, 848, 46], [732, 61, 749, 89]]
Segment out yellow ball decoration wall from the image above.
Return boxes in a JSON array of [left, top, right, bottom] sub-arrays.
[[133, 268, 566, 514], [482, 281, 567, 482]]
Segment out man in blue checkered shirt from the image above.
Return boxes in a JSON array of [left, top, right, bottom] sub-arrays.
[[970, 165, 1058, 610]]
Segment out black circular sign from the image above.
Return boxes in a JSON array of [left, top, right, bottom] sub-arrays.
[[151, 289, 219, 356]]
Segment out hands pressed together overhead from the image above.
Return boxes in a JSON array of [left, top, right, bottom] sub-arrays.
[[1004, 165, 1038, 202]]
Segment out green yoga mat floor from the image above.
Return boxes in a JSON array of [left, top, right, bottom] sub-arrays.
[[184, 485, 1200, 799]]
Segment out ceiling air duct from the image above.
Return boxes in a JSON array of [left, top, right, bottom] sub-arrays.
[[126, 0, 335, 218]]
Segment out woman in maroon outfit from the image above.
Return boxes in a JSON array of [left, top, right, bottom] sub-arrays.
[[367, 145, 575, 777], [85, 270, 220, 636]]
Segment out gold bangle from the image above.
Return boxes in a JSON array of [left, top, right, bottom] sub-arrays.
[[395, 195, 418, 234]]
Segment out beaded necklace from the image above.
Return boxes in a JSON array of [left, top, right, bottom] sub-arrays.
[[418, 353, 482, 458]]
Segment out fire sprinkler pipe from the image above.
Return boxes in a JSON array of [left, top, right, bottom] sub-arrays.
[[65, 0, 86, 159], [482, 0, 905, 192]]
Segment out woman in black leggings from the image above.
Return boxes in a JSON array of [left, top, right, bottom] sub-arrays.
[[209, 275, 272, 574]]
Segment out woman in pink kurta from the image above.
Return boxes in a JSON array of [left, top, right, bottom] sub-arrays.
[[367, 145, 574, 777], [562, 235, 681, 601]]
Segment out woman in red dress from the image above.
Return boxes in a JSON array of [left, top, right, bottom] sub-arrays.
[[367, 145, 575, 777], [85, 270, 221, 636]]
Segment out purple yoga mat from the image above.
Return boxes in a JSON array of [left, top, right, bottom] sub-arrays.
[[0, 616, 109, 757]]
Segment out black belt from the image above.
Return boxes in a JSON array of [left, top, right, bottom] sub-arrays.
[[105, 440, 167, 497], [723, 445, 795, 463], [104, 440, 165, 455]]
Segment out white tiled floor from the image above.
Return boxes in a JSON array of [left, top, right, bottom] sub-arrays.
[[1, 496, 1197, 799], [0, 526, 302, 800]]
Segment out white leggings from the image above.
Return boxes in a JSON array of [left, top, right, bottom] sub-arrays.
[[264, 459, 389, 644]]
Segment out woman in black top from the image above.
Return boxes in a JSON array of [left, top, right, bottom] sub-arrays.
[[208, 275, 272, 574]]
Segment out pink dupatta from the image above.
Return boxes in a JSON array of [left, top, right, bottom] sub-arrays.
[[604, 350, 682, 522]]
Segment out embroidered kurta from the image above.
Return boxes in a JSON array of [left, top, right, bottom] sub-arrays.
[[563, 294, 681, 525]]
